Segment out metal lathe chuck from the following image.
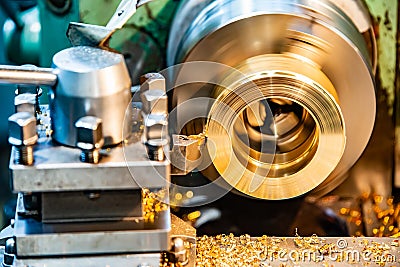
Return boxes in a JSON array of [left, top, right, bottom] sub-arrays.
[[167, 0, 376, 199]]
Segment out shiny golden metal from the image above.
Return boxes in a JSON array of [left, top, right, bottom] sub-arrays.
[[206, 55, 345, 199], [168, 0, 376, 199]]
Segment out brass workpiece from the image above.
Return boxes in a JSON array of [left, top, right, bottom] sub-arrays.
[[168, 0, 376, 200], [195, 234, 399, 267], [206, 55, 346, 200], [1, 1, 397, 267]]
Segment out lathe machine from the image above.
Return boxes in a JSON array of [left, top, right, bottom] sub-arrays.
[[0, 0, 398, 266]]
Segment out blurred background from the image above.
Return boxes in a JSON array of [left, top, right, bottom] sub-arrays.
[[0, 2, 14, 229]]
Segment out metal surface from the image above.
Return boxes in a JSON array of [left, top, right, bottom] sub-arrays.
[[9, 106, 169, 192], [13, 253, 161, 267], [106, 0, 154, 30], [0, 0, 394, 266], [0, 6, 190, 263], [10, 138, 170, 192], [144, 114, 168, 140], [2, 238, 15, 267], [67, 22, 112, 47], [8, 112, 37, 166], [8, 112, 37, 147], [140, 74, 170, 163], [141, 90, 167, 115], [50, 46, 132, 147], [206, 55, 346, 199], [0, 226, 13, 240], [0, 65, 57, 86], [171, 135, 203, 175], [67, 0, 154, 47], [326, 0, 377, 74], [75, 116, 104, 164], [41, 190, 143, 223], [3, 67, 174, 262], [168, 0, 376, 199], [14, 207, 171, 256], [170, 214, 196, 267], [140, 73, 166, 92], [14, 94, 36, 115], [145, 139, 169, 162], [0, 247, 4, 267], [171, 237, 188, 265], [325, 0, 398, 217]]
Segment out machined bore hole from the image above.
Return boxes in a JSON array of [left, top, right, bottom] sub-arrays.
[[233, 97, 319, 178]]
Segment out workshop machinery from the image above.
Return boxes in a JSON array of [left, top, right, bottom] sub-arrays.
[[0, 0, 398, 266]]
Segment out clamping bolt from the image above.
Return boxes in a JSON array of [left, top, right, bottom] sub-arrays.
[[8, 112, 38, 165], [75, 116, 104, 164]]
